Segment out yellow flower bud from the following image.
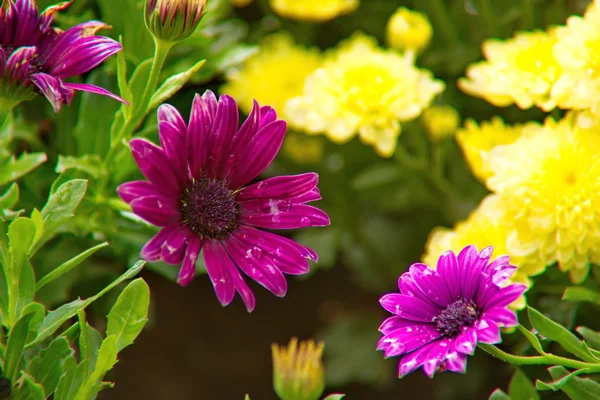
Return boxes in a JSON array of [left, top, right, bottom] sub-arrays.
[[272, 338, 325, 400], [145, 0, 206, 43], [422, 105, 460, 141], [386, 7, 432, 53]]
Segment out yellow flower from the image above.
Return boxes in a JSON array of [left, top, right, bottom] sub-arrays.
[[423, 195, 536, 309], [285, 33, 444, 157], [456, 117, 534, 182], [269, 0, 358, 21], [282, 132, 324, 164], [221, 32, 322, 115], [487, 114, 600, 283], [459, 30, 560, 111], [386, 7, 433, 53], [272, 338, 325, 400], [551, 1, 600, 116], [422, 105, 460, 141]]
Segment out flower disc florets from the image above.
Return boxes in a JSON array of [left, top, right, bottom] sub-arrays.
[[434, 298, 479, 337]]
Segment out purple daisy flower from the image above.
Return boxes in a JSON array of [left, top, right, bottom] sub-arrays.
[[377, 245, 527, 378], [118, 90, 330, 311], [0, 0, 126, 111]]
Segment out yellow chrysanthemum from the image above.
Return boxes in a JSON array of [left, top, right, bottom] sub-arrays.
[[386, 7, 433, 53], [459, 30, 560, 111], [551, 1, 600, 116], [423, 195, 537, 309], [422, 105, 460, 141], [282, 132, 324, 164], [456, 117, 535, 182], [221, 32, 322, 115], [269, 0, 358, 21], [285, 33, 444, 157], [487, 114, 600, 283]]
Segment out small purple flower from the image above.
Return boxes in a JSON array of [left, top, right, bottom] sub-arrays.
[[0, 0, 126, 111], [377, 245, 527, 378], [118, 90, 330, 312]]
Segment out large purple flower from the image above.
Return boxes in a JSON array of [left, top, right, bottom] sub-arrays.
[[118, 90, 330, 311], [377, 245, 527, 377], [0, 0, 125, 111]]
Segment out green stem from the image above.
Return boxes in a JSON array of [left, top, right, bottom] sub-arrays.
[[478, 343, 600, 371], [478, 0, 498, 37], [136, 38, 172, 121], [429, 0, 459, 45]]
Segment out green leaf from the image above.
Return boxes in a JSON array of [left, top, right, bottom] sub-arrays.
[[528, 307, 597, 362], [74, 336, 118, 400], [546, 366, 600, 399], [36, 242, 109, 292], [0, 152, 47, 186], [127, 58, 153, 113], [148, 59, 206, 111], [21, 303, 45, 344], [53, 355, 78, 400], [4, 312, 34, 382], [79, 320, 102, 375], [563, 287, 600, 304], [488, 389, 510, 400], [106, 278, 150, 352], [536, 368, 589, 391], [33, 179, 87, 251], [8, 217, 36, 279], [577, 327, 600, 350], [323, 395, 346, 400], [508, 369, 539, 400], [517, 325, 546, 355], [116, 42, 133, 121], [55, 155, 103, 179], [29, 337, 73, 396], [60, 322, 80, 347], [0, 183, 19, 210], [13, 372, 45, 400]]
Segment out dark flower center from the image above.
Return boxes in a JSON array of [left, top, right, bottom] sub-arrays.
[[0, 44, 46, 75], [181, 178, 239, 240], [433, 298, 479, 338]]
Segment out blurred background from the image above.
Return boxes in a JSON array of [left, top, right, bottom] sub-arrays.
[[13, 0, 599, 398]]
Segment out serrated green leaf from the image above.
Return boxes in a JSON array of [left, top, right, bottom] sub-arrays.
[[13, 372, 45, 400], [36, 242, 109, 292], [53, 355, 77, 400], [79, 321, 102, 375], [546, 366, 600, 399], [73, 336, 118, 400], [148, 59, 206, 111], [577, 327, 600, 350], [563, 287, 600, 304], [21, 303, 45, 344], [5, 312, 34, 382], [528, 307, 597, 362], [29, 337, 73, 396], [55, 155, 103, 179], [60, 322, 80, 347], [508, 369, 539, 400], [518, 325, 547, 355], [106, 278, 150, 352], [488, 389, 510, 400], [0, 152, 47, 186], [0, 183, 18, 210], [8, 217, 36, 279]]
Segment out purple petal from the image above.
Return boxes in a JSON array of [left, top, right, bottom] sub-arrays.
[[379, 293, 439, 322], [484, 284, 528, 310], [158, 104, 187, 133], [227, 120, 287, 189], [407, 263, 453, 307], [236, 173, 319, 201], [187, 93, 212, 180], [202, 241, 236, 307], [207, 94, 239, 178], [485, 255, 511, 274], [259, 105, 278, 127], [158, 121, 187, 184], [379, 324, 442, 357], [436, 250, 461, 299], [398, 340, 440, 377], [130, 195, 181, 226], [177, 236, 202, 286], [39, 1, 71, 32], [0, 47, 6, 73], [378, 316, 418, 335], [422, 339, 452, 378], [475, 319, 501, 344], [202, 90, 218, 118], [161, 225, 192, 265], [225, 235, 288, 297], [29, 72, 74, 112], [6, 46, 36, 81], [291, 188, 322, 204], [61, 82, 128, 105], [455, 328, 477, 355], [227, 253, 256, 312], [49, 36, 122, 78], [240, 201, 330, 229], [141, 225, 176, 262], [491, 265, 518, 287], [461, 246, 493, 300], [441, 345, 468, 374], [117, 180, 162, 203], [129, 138, 181, 192], [482, 307, 518, 327]]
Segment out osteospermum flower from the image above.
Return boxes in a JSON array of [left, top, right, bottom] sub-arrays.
[[0, 0, 125, 112], [285, 33, 444, 157], [551, 1, 600, 116], [118, 90, 330, 311], [378, 245, 526, 377], [269, 0, 358, 22], [221, 32, 321, 115], [423, 195, 536, 309], [487, 114, 600, 283], [459, 30, 560, 111], [456, 117, 535, 182]]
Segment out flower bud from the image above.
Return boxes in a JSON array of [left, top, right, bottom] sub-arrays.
[[386, 7, 432, 53], [422, 105, 460, 141], [272, 338, 325, 400], [145, 0, 206, 43]]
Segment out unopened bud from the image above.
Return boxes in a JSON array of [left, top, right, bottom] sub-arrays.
[[272, 338, 325, 400], [145, 0, 206, 43]]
